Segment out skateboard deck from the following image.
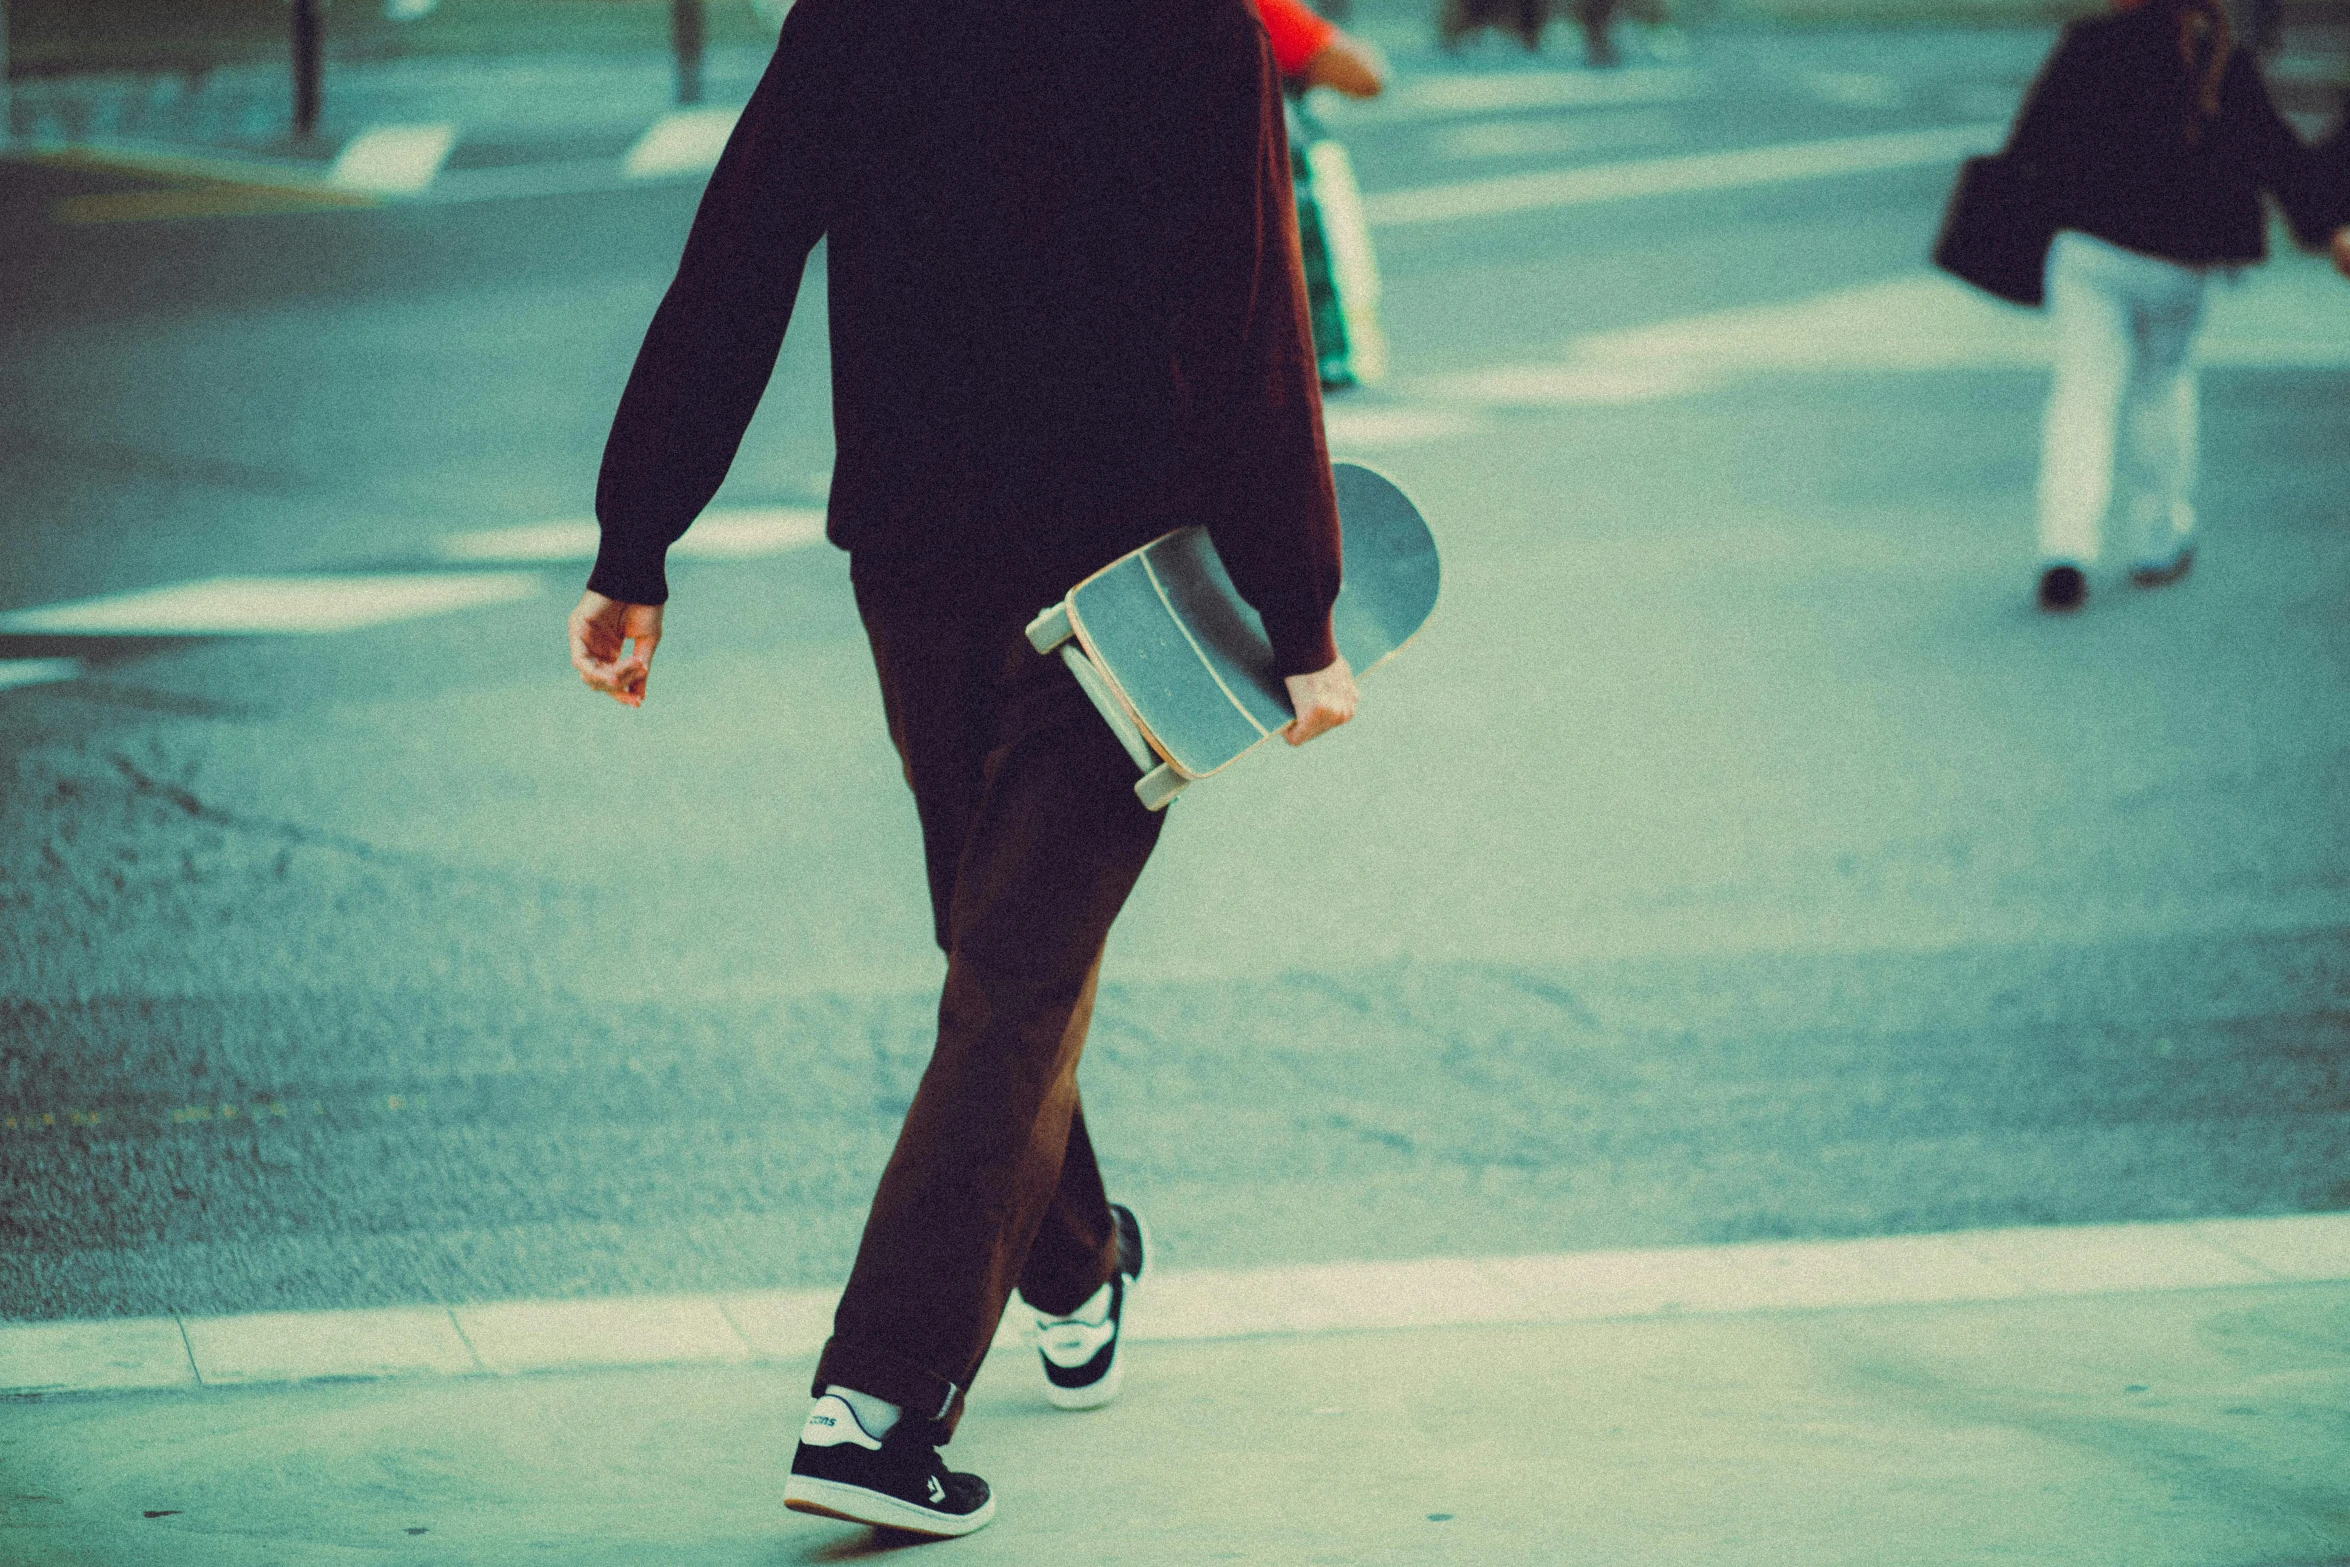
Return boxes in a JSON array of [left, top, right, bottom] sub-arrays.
[[1025, 461, 1439, 811]]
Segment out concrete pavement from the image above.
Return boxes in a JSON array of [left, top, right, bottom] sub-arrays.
[[4, 1263, 2347, 1565]]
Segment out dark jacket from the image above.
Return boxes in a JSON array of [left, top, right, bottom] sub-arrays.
[[2008, 6, 2348, 266], [589, 0, 1342, 675]]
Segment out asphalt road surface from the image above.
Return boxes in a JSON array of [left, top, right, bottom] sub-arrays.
[[2, 26, 2346, 1321]]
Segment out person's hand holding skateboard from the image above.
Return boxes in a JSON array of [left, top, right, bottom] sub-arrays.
[[1283, 655, 1357, 745], [569, 590, 663, 708], [2332, 225, 2350, 281]]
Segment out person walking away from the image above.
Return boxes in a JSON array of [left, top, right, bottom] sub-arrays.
[[1438, 0, 1549, 54], [2006, 0, 2349, 612], [565, 0, 1361, 1539]]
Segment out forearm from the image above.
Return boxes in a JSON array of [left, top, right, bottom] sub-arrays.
[[590, 44, 828, 604], [1191, 36, 1342, 677]]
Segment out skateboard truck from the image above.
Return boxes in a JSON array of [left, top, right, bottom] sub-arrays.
[[1027, 465, 1436, 815], [1024, 603, 1190, 812]]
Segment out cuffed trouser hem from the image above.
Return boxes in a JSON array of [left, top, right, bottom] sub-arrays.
[[813, 1335, 966, 1445]]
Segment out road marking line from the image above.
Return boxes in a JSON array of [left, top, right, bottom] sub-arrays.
[[1364, 122, 2003, 228], [0, 574, 539, 637], [1321, 66, 1700, 124], [1429, 110, 1679, 164], [5, 1214, 2344, 1397], [1321, 405, 1490, 447], [1415, 360, 1724, 408], [1801, 70, 1907, 109], [328, 122, 457, 196], [1401, 253, 2350, 414], [1555, 261, 2350, 378], [440, 506, 827, 564], [623, 107, 742, 180], [0, 658, 81, 692]]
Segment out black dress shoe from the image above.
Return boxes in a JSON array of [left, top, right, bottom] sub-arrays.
[[2037, 564, 2086, 611]]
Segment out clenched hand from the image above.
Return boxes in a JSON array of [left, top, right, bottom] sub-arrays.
[[568, 591, 663, 708], [1283, 655, 1359, 746]]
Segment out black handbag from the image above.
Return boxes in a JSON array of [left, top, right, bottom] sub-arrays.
[[1933, 153, 2057, 308]]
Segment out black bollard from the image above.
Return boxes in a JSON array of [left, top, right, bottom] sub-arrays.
[[291, 0, 324, 136], [670, 0, 705, 106]]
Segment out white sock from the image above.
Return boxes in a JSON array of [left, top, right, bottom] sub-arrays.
[[823, 1383, 902, 1438]]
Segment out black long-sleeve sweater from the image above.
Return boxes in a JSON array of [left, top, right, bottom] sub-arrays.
[[2008, 7, 2349, 265], [589, 0, 1343, 676]]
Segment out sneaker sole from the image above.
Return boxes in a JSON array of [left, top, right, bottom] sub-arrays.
[[1043, 1351, 1124, 1410], [784, 1476, 996, 1537], [2128, 552, 2194, 588], [1040, 1206, 1149, 1411]]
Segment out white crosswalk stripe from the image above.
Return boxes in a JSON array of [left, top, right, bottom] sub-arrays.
[[440, 506, 826, 563], [1366, 121, 2004, 227], [1799, 70, 1908, 109], [328, 122, 458, 195], [1332, 251, 2350, 441], [0, 658, 82, 692], [623, 107, 743, 181], [0, 573, 539, 637], [1427, 110, 1681, 164], [1319, 65, 1702, 124]]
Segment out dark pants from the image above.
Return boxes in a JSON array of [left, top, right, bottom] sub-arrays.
[[811, 577, 1166, 1443]]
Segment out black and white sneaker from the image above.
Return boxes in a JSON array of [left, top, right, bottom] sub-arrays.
[[783, 1395, 995, 1537], [1035, 1203, 1147, 1411]]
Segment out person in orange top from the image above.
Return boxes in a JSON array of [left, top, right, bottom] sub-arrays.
[[1256, 0, 1387, 96]]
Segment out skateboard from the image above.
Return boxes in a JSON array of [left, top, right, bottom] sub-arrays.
[[1025, 461, 1439, 811]]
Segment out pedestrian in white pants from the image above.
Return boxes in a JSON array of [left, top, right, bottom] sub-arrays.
[[2001, 0, 2349, 611], [2037, 229, 2209, 584]]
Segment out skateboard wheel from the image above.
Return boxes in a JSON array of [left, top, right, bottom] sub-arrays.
[[1135, 764, 1187, 813], [1025, 602, 1074, 653]]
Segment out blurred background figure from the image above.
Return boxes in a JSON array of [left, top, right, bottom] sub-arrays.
[[1259, 0, 1392, 387], [1436, 0, 1672, 66], [2004, 0, 2350, 612], [1259, 0, 1387, 96], [1438, 0, 1549, 53]]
